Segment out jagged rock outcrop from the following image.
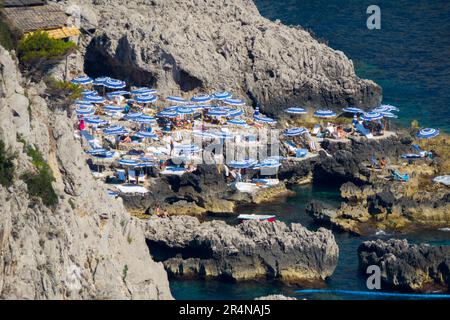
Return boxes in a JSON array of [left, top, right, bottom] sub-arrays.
[[358, 239, 450, 292], [144, 216, 339, 282], [60, 0, 381, 114], [307, 180, 450, 235], [317, 135, 413, 182], [0, 46, 172, 299]]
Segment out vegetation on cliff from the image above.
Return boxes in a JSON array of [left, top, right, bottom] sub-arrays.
[[21, 144, 58, 206], [0, 140, 15, 188]]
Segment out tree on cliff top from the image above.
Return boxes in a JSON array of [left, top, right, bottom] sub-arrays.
[[17, 31, 77, 78]]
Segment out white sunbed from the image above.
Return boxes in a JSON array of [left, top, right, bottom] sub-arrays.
[[234, 182, 260, 193], [117, 184, 149, 194], [128, 170, 137, 183], [160, 167, 187, 176]]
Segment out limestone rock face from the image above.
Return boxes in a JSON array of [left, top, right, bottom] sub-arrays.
[[358, 239, 450, 292], [67, 0, 380, 114], [144, 216, 339, 282], [0, 46, 172, 299]]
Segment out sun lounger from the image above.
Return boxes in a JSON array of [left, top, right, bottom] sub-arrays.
[[295, 148, 308, 158], [159, 167, 186, 175], [356, 123, 373, 139], [433, 175, 450, 186], [128, 170, 137, 183], [233, 182, 259, 193], [138, 172, 146, 183], [117, 169, 126, 182], [393, 170, 410, 182], [312, 124, 321, 136], [401, 153, 422, 159], [117, 184, 149, 194]]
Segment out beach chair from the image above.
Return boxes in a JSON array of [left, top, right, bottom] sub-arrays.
[[312, 124, 321, 136], [295, 148, 308, 158], [393, 170, 410, 182], [117, 169, 126, 182], [370, 156, 379, 168], [128, 170, 137, 183], [138, 172, 146, 183], [356, 123, 373, 139], [284, 141, 297, 155]]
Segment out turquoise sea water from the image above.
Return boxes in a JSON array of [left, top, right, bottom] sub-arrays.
[[169, 1, 450, 299], [170, 183, 450, 300], [255, 0, 450, 133]]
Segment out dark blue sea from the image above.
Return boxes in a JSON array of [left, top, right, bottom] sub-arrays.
[[169, 1, 450, 300]]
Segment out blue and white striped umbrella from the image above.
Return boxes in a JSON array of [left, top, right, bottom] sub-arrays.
[[107, 91, 130, 99], [124, 112, 143, 119], [86, 148, 108, 156], [228, 109, 244, 118], [224, 98, 245, 106], [131, 87, 157, 95], [75, 99, 93, 106], [134, 162, 157, 168], [374, 104, 399, 113], [103, 105, 123, 112], [157, 110, 178, 118], [76, 107, 95, 116], [93, 77, 109, 86], [314, 110, 337, 118], [118, 159, 139, 167], [166, 96, 189, 104], [191, 95, 212, 104], [176, 107, 194, 115], [417, 128, 440, 139], [343, 107, 363, 114], [254, 115, 277, 124], [71, 76, 93, 85], [84, 117, 107, 125], [84, 94, 106, 104], [103, 125, 126, 135], [213, 92, 233, 100], [104, 78, 126, 89], [361, 112, 383, 121], [227, 119, 248, 126], [135, 94, 158, 104], [183, 104, 204, 110], [208, 109, 229, 117], [285, 107, 307, 114], [132, 115, 157, 124], [228, 159, 257, 169], [284, 127, 309, 137], [380, 111, 398, 119], [82, 89, 97, 96], [136, 131, 158, 139]]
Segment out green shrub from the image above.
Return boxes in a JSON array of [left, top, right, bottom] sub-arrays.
[[0, 140, 15, 187], [17, 31, 76, 69], [45, 77, 82, 100], [22, 145, 58, 206], [0, 16, 14, 50]]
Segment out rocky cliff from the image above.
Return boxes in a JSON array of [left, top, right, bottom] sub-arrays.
[[358, 239, 450, 292], [58, 0, 381, 115], [0, 46, 172, 299], [145, 216, 339, 282]]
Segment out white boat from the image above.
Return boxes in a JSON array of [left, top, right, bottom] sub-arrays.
[[237, 214, 276, 222]]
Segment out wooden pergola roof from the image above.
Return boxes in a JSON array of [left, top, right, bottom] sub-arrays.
[[2, 4, 69, 34]]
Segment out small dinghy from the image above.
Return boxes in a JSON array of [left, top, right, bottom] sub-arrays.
[[237, 214, 276, 222]]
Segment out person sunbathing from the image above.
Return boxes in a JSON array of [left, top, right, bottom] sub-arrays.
[[122, 136, 132, 143]]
